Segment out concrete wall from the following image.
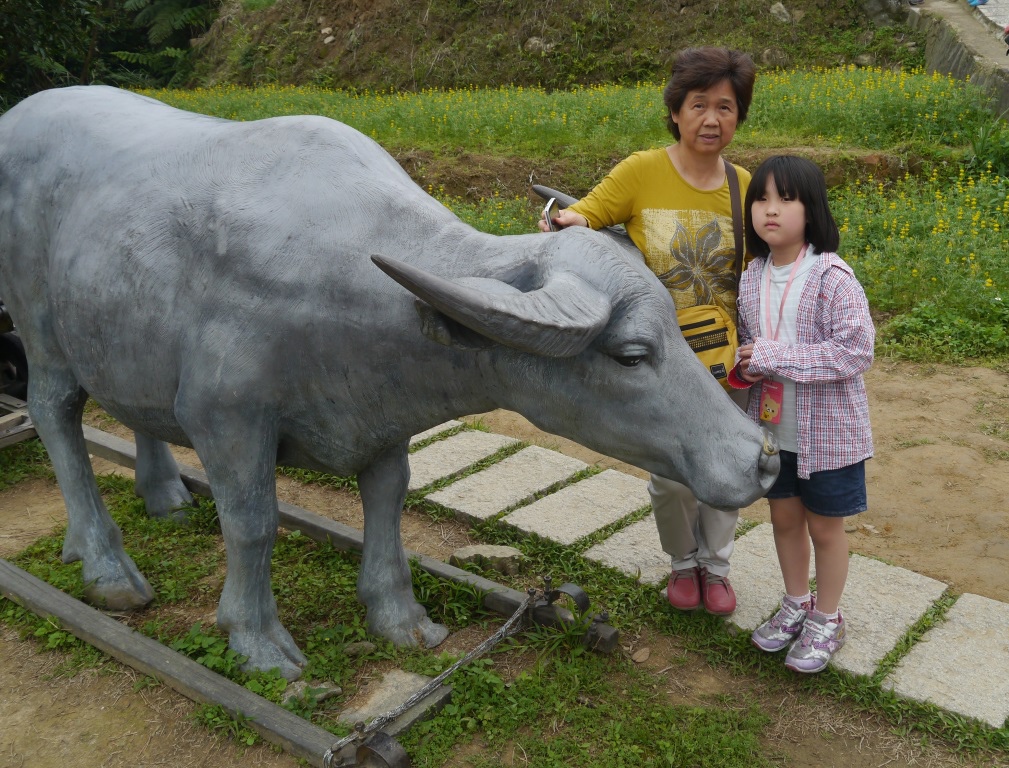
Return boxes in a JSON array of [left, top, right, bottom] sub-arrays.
[[907, 8, 1009, 119]]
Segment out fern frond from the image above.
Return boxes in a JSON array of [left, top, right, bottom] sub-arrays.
[[22, 54, 71, 78]]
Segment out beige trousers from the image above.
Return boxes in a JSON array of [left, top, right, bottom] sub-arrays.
[[649, 387, 751, 578]]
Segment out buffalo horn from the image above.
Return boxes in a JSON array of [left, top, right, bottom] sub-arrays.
[[372, 255, 611, 357]]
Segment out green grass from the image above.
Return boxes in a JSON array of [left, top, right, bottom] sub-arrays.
[[0, 439, 52, 491], [0, 471, 785, 766], [4, 459, 1009, 762], [187, 0, 924, 94], [140, 67, 993, 161], [137, 69, 1009, 365], [402, 652, 775, 768], [743, 67, 987, 151], [833, 166, 1009, 362]]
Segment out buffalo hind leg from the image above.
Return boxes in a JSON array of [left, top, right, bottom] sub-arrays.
[[134, 432, 192, 521], [29, 367, 154, 610], [357, 443, 449, 648], [178, 397, 306, 680]]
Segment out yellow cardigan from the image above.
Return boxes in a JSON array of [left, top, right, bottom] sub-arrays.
[[568, 148, 750, 319]]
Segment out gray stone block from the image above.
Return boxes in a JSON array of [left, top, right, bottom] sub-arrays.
[[503, 469, 650, 546], [449, 544, 525, 576], [407, 431, 518, 492], [426, 445, 586, 521], [883, 593, 1009, 728], [409, 420, 464, 446], [583, 514, 669, 585], [831, 555, 947, 677], [337, 668, 451, 735]]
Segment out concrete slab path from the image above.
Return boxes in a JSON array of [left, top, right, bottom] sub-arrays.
[[414, 421, 1008, 731]]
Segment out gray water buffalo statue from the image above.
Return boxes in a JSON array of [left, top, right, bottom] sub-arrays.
[[0, 86, 778, 680]]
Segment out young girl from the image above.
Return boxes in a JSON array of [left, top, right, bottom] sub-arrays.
[[727, 155, 874, 673]]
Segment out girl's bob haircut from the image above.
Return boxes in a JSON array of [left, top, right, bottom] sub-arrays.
[[744, 155, 840, 258]]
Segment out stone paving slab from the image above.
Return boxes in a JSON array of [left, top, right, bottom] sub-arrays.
[[407, 431, 518, 492], [404, 425, 1009, 728], [728, 523, 815, 632], [883, 593, 1009, 728], [583, 514, 669, 585], [409, 420, 464, 446], [503, 469, 650, 546], [831, 554, 947, 678], [426, 446, 587, 522], [337, 668, 451, 735]]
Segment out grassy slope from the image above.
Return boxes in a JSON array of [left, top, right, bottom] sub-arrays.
[[191, 0, 924, 91], [187, 0, 932, 201]]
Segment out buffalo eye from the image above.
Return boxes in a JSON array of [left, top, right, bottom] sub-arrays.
[[603, 340, 651, 367], [613, 354, 646, 367]]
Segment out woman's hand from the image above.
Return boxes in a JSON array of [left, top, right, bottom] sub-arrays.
[[736, 343, 764, 383], [537, 209, 589, 232]]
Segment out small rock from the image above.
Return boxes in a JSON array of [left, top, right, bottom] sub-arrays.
[[523, 37, 555, 54], [323, 35, 336, 45], [770, 2, 791, 23], [761, 48, 790, 68], [284, 679, 343, 706], [316, 685, 342, 702], [844, 523, 858, 533], [854, 53, 876, 68], [320, 27, 332, 35], [450, 544, 524, 576], [344, 641, 377, 658], [860, 523, 878, 535], [631, 647, 651, 663]]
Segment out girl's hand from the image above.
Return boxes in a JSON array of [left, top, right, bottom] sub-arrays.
[[736, 343, 764, 383], [537, 209, 589, 232]]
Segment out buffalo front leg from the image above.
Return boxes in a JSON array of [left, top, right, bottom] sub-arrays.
[[357, 443, 449, 648], [134, 432, 193, 522], [29, 368, 153, 610], [178, 400, 306, 680]]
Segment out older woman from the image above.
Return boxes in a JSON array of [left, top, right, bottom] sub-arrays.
[[541, 47, 757, 616]]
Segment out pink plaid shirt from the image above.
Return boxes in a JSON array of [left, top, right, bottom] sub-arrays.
[[736, 251, 874, 478]]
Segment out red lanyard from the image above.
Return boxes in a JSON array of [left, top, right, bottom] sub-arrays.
[[762, 245, 807, 342]]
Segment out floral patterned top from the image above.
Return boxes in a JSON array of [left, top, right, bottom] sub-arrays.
[[568, 148, 749, 321]]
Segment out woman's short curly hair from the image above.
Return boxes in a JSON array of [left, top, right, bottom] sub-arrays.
[[663, 47, 756, 140]]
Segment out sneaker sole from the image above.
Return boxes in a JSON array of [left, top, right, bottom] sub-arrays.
[[784, 659, 829, 674], [751, 636, 791, 653]]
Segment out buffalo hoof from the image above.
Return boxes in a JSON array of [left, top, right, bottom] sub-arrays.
[[79, 555, 155, 611], [229, 626, 308, 681], [368, 611, 449, 649], [139, 478, 193, 522]]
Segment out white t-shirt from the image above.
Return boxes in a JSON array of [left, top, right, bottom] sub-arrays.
[[758, 245, 820, 453]]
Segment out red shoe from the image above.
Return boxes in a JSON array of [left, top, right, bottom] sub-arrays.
[[700, 569, 736, 615], [666, 567, 701, 610]]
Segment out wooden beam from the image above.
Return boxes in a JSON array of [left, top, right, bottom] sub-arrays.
[[0, 559, 336, 766]]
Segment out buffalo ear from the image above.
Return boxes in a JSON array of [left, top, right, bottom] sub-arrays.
[[415, 300, 494, 351]]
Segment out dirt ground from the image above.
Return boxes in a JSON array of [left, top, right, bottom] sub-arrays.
[[0, 359, 1007, 768], [470, 360, 1009, 605]]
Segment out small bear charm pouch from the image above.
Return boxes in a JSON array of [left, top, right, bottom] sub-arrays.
[[759, 379, 784, 424]]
